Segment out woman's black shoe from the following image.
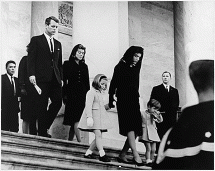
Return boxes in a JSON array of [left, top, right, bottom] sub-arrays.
[[117, 157, 132, 164], [99, 155, 111, 162], [132, 158, 145, 166], [145, 162, 153, 167], [84, 154, 96, 159]]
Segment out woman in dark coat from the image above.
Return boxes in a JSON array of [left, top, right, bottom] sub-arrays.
[[108, 46, 145, 165], [63, 44, 90, 142]]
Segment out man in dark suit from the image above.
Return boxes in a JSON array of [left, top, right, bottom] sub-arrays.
[[150, 71, 179, 140], [27, 16, 63, 137], [1, 60, 20, 132], [154, 60, 213, 170]]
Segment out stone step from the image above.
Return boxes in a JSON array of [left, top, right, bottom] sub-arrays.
[[1, 157, 91, 170], [1, 131, 151, 170], [1, 131, 146, 161]]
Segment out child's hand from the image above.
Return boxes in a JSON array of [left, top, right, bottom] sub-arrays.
[[87, 117, 94, 127], [104, 104, 110, 110]]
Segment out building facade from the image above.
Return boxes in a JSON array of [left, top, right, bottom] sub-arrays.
[[1, 1, 214, 149]]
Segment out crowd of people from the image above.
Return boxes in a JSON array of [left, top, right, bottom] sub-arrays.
[[1, 16, 214, 169]]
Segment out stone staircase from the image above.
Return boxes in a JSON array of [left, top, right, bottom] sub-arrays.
[[1, 131, 151, 170]]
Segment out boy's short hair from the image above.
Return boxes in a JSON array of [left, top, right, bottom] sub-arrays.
[[147, 99, 161, 109]]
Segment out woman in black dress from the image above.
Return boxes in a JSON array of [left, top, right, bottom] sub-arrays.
[[108, 46, 144, 165], [63, 44, 90, 142]]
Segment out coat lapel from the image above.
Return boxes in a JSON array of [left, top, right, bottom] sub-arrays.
[[41, 34, 52, 55]]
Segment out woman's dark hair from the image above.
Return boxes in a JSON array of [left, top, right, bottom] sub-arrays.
[[92, 74, 108, 90], [120, 46, 144, 67], [69, 44, 86, 63], [147, 99, 161, 110]]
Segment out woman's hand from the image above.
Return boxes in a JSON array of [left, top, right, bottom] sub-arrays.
[[108, 94, 116, 108]]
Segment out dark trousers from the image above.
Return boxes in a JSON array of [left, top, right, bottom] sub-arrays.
[[37, 77, 62, 137], [1, 110, 19, 132]]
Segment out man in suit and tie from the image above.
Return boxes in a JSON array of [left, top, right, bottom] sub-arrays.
[[150, 71, 179, 140], [1, 60, 20, 132], [27, 16, 63, 137]]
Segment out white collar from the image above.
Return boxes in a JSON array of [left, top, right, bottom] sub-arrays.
[[163, 83, 169, 88], [44, 32, 54, 40], [6, 73, 13, 81]]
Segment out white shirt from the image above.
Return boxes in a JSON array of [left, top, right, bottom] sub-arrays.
[[7, 73, 16, 94], [44, 32, 54, 53], [163, 83, 169, 92]]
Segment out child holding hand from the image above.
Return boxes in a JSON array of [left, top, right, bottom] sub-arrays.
[[139, 99, 163, 166], [78, 74, 112, 162]]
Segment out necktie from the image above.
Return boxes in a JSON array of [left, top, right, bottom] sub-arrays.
[[11, 76, 16, 96], [166, 86, 169, 92], [50, 38, 53, 53]]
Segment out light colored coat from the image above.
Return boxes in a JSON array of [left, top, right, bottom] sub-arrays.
[[78, 88, 112, 131], [139, 110, 163, 142]]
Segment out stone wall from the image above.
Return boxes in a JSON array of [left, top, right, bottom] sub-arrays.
[[128, 1, 174, 109], [1, 1, 32, 76]]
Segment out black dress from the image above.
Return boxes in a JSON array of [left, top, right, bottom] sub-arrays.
[[18, 56, 40, 121], [63, 60, 90, 126], [109, 61, 142, 136]]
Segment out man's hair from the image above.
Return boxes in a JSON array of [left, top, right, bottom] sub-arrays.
[[189, 60, 214, 94], [45, 16, 59, 25], [147, 99, 161, 109], [162, 71, 171, 78], [6, 60, 16, 68]]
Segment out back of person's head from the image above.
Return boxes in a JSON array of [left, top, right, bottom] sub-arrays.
[[147, 99, 161, 109], [92, 74, 108, 90], [45, 16, 59, 25], [189, 59, 214, 94]]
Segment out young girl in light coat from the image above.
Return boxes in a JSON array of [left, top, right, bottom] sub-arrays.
[[78, 74, 112, 162]]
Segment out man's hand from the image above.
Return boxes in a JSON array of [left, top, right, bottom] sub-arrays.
[[29, 76, 36, 85], [87, 117, 94, 127]]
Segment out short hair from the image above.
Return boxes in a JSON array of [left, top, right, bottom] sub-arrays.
[[147, 99, 161, 110], [189, 60, 214, 94], [45, 16, 59, 25], [162, 71, 171, 78], [69, 44, 86, 62], [6, 60, 16, 68], [92, 74, 108, 90]]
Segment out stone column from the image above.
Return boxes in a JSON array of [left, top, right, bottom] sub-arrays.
[[174, 1, 214, 108], [31, 2, 59, 38]]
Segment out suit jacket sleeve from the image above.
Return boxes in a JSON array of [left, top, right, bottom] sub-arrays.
[[109, 65, 119, 96], [58, 42, 63, 80], [85, 65, 90, 92], [27, 37, 37, 77]]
